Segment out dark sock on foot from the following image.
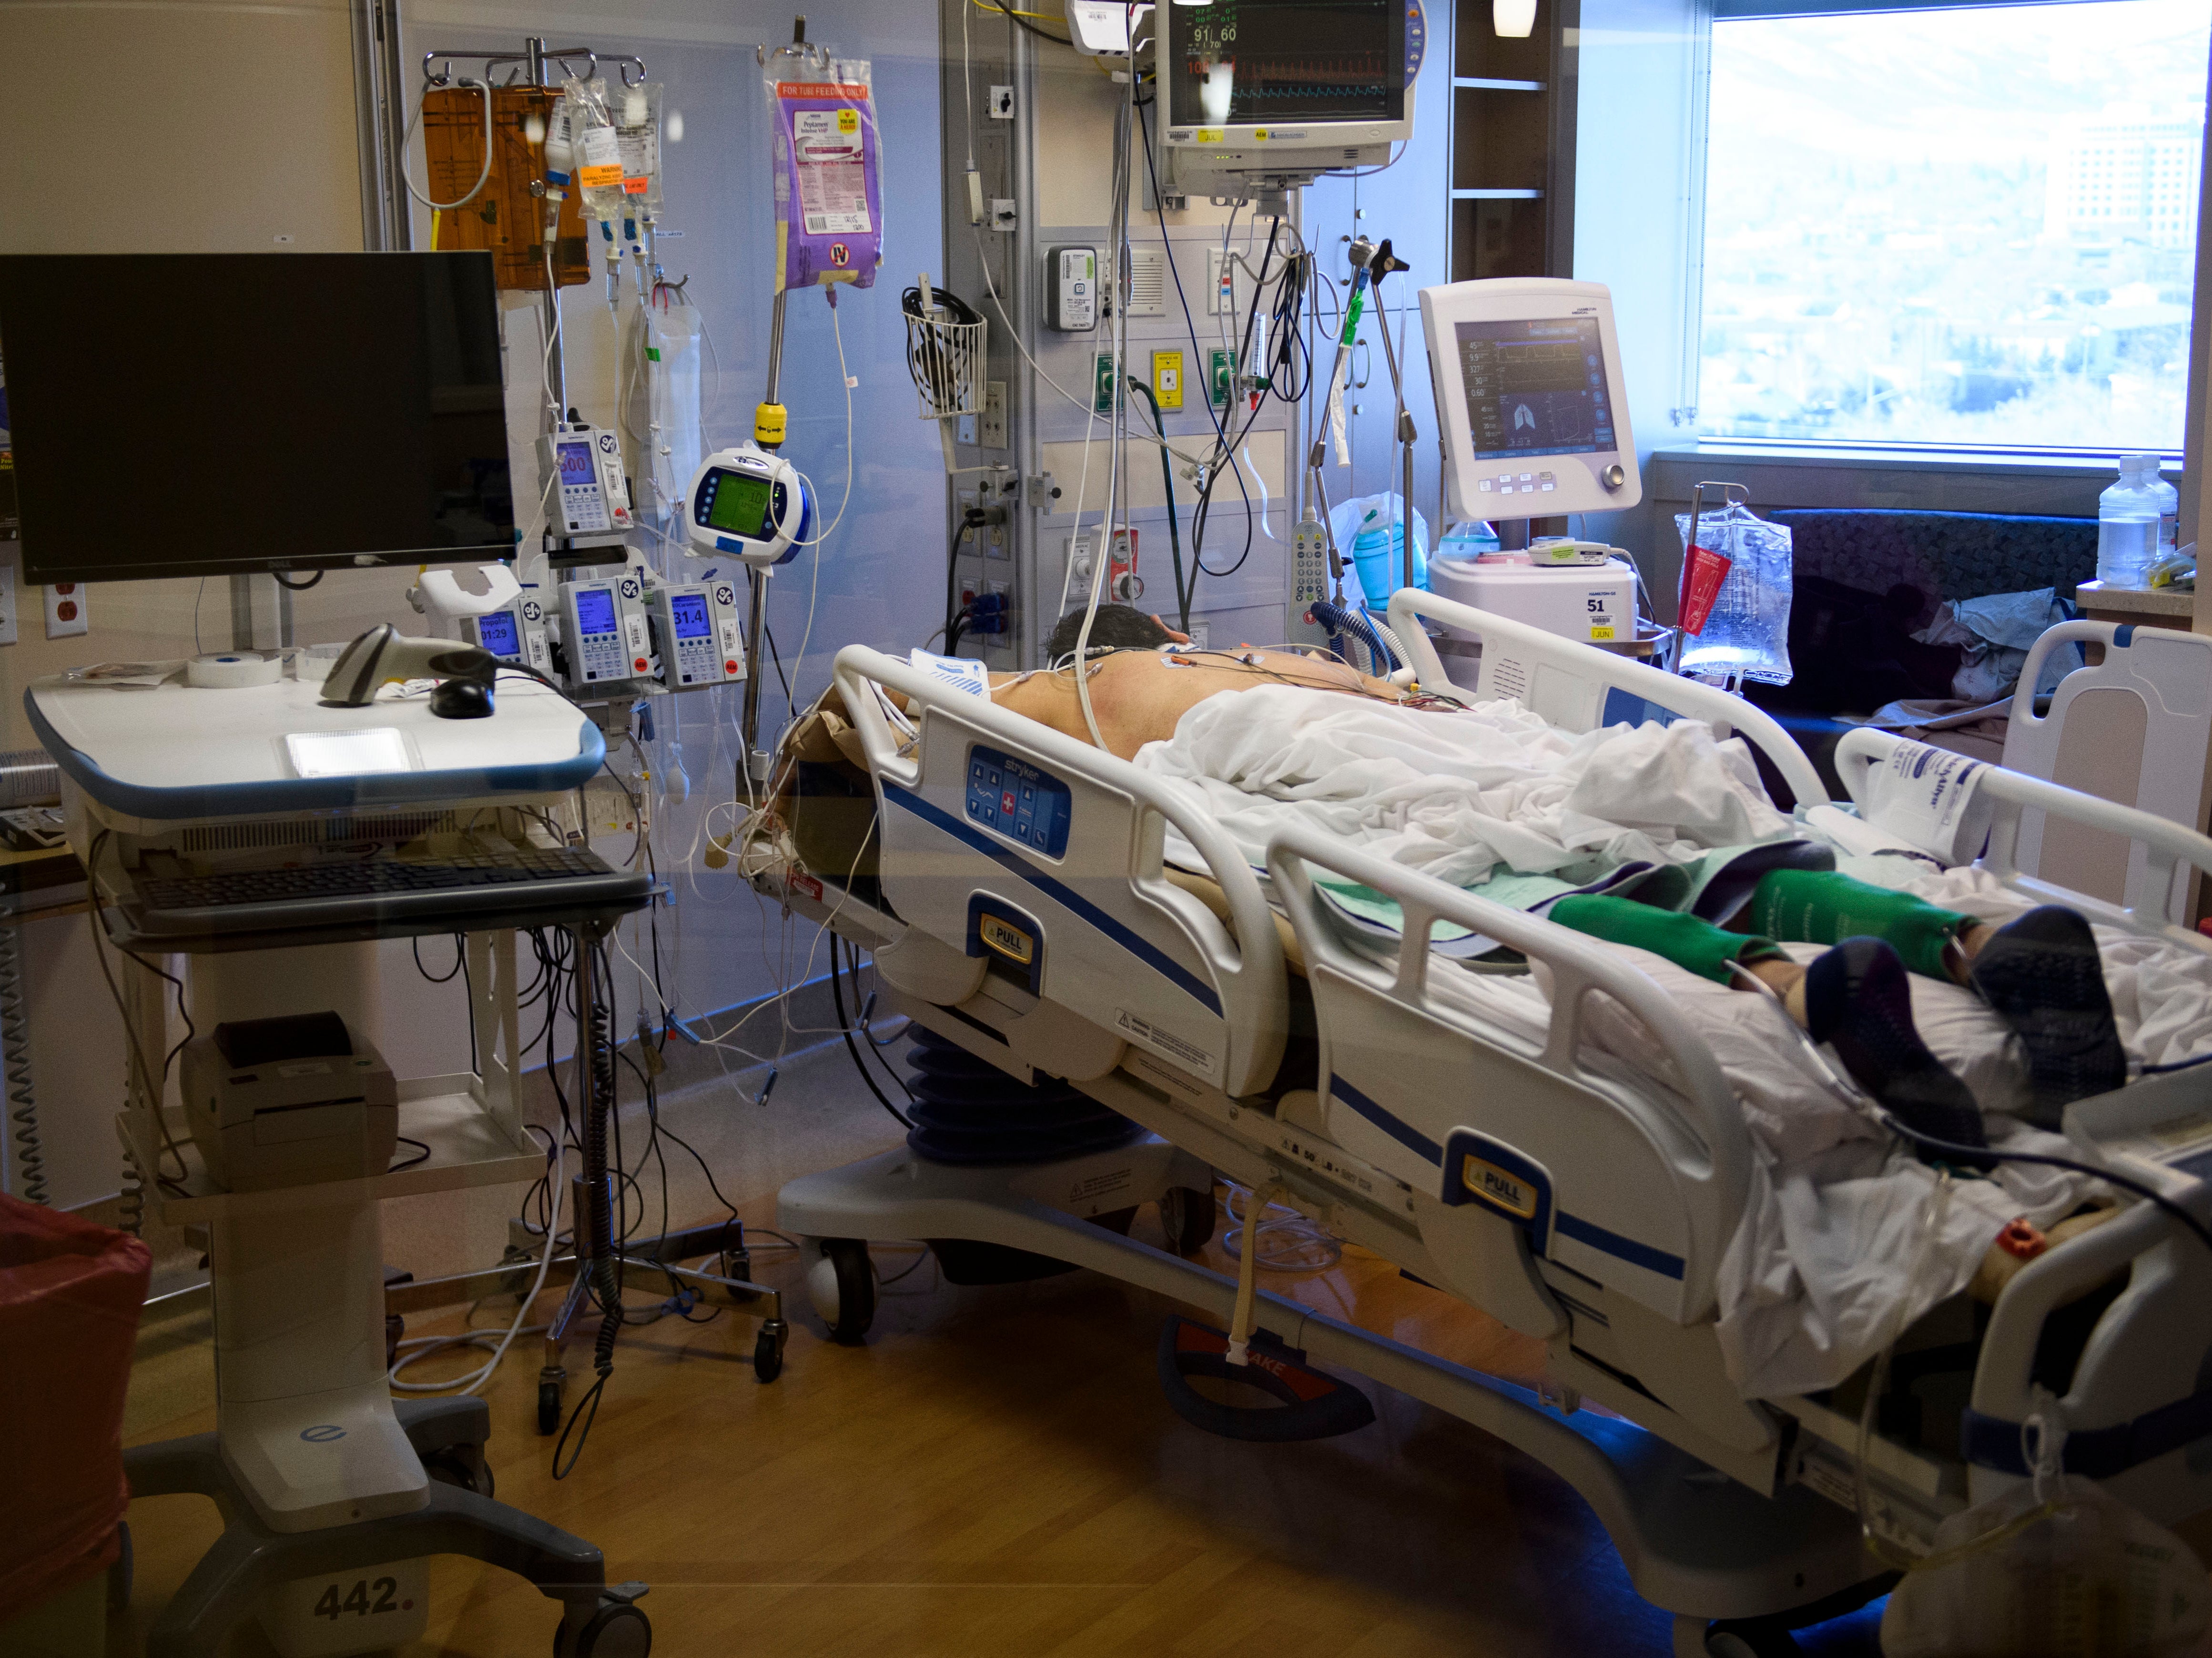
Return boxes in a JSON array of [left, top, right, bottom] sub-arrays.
[[1803, 936, 1991, 1164], [1968, 905, 2127, 1129]]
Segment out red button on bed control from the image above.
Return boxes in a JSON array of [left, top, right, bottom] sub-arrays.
[[1002, 791, 1016, 813]]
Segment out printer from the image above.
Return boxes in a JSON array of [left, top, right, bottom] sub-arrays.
[[181, 1011, 399, 1191]]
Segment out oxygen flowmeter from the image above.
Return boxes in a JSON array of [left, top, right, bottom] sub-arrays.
[[685, 445, 811, 568]]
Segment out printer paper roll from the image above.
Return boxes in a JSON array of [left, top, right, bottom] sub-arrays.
[[186, 652, 282, 689]]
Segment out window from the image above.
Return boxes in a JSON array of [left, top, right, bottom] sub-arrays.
[[1697, 0, 2209, 452]]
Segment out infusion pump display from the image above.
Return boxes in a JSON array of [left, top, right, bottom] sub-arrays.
[[1419, 277, 1641, 522]]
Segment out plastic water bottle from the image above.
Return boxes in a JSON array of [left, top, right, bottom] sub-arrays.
[[2097, 456, 2162, 588], [2132, 453, 2181, 562]]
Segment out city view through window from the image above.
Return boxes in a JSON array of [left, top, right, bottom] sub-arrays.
[[1699, 0, 2209, 452]]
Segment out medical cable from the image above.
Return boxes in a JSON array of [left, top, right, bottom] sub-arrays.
[[390, 1135, 568, 1396], [1873, 1113, 2212, 1261], [1126, 376, 1192, 634], [401, 78, 495, 212], [1224, 1180, 1284, 1365], [830, 941, 914, 1130], [1221, 1181, 1342, 1270]]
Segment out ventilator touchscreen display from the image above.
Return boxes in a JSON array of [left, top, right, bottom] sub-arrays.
[[1453, 317, 1613, 460]]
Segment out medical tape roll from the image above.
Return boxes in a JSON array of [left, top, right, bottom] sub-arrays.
[[186, 652, 283, 689]]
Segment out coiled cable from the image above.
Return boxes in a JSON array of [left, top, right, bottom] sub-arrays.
[[0, 921, 47, 1203]]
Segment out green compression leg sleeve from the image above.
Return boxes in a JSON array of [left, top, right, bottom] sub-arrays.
[[1747, 869, 1974, 981], [1549, 894, 1786, 986]]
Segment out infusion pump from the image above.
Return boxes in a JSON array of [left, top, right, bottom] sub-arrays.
[[647, 581, 746, 687], [538, 422, 634, 540], [555, 572, 651, 688], [459, 600, 554, 677]]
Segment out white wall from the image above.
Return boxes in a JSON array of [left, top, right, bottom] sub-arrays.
[[0, 0, 946, 1206]]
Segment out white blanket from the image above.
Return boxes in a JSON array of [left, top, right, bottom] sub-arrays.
[[1132, 686, 2212, 1399], [1134, 682, 1791, 886]]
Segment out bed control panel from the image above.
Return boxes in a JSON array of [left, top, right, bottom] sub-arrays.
[[964, 745, 1072, 857]]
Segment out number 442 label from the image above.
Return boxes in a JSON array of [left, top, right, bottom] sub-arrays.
[[262, 1559, 429, 1655]]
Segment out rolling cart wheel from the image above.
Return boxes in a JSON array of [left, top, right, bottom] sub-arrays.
[[753, 1327, 784, 1382], [107, 1521, 132, 1614], [807, 1238, 876, 1343], [1159, 1184, 1218, 1256], [1674, 1616, 1801, 1658], [556, 1601, 652, 1658], [423, 1444, 495, 1500], [537, 1377, 564, 1437]]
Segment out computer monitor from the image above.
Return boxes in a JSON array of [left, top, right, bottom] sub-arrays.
[[1156, 0, 1419, 198], [0, 252, 515, 584], [1418, 277, 1642, 523]]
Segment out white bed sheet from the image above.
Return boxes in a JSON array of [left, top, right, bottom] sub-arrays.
[[1131, 684, 2212, 1399]]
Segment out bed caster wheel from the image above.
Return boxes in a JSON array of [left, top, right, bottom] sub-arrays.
[[107, 1521, 132, 1614], [423, 1442, 495, 1499], [1159, 1184, 1217, 1255], [753, 1320, 787, 1382], [807, 1238, 875, 1343], [1673, 1615, 1800, 1658], [537, 1374, 564, 1436], [556, 1587, 651, 1658]]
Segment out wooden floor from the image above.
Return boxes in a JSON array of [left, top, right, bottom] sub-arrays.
[[108, 1176, 1928, 1658]]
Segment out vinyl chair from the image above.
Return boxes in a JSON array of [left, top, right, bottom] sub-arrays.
[[2001, 620, 2212, 922]]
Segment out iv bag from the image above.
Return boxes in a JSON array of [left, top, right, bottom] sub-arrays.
[[619, 300, 706, 546], [1673, 502, 1794, 686], [563, 76, 626, 224], [1882, 1476, 2211, 1657], [766, 58, 883, 292], [615, 82, 663, 217]]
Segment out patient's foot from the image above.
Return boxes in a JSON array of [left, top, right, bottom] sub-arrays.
[[1803, 937, 1992, 1164], [1968, 905, 2127, 1129]]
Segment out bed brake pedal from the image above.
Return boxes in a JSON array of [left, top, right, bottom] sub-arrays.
[[1156, 1317, 1376, 1443]]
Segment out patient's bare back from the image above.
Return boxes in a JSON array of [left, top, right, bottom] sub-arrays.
[[989, 647, 1410, 759]]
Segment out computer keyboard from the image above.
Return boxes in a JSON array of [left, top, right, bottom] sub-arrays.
[[128, 845, 656, 935]]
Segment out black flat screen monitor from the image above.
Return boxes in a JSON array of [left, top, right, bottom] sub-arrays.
[[1167, 0, 1405, 129], [0, 252, 515, 583]]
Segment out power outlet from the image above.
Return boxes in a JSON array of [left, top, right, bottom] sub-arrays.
[[989, 198, 1018, 232], [988, 84, 1014, 119], [1187, 620, 1210, 651], [43, 580, 86, 639], [957, 411, 979, 447], [981, 380, 1008, 450]]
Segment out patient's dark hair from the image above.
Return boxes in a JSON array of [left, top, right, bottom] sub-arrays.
[[1042, 604, 1171, 661]]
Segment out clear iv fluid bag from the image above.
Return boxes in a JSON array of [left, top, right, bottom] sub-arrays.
[[616, 83, 664, 218], [564, 76, 628, 224]]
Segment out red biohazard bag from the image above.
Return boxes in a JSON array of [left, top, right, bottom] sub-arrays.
[[0, 1194, 151, 1608]]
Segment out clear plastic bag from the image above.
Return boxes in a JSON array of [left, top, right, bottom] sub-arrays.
[[1881, 1473, 2212, 1657], [1673, 502, 1794, 685]]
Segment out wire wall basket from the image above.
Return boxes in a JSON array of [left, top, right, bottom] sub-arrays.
[[902, 279, 986, 422]]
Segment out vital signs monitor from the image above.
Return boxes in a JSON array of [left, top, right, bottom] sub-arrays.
[[1418, 277, 1640, 523]]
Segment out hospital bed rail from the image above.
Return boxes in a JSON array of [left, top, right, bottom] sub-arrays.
[[1385, 587, 1833, 809], [829, 644, 1290, 1099], [1837, 723, 2212, 945]]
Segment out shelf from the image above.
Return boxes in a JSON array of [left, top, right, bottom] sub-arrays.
[[1453, 76, 1545, 91], [126, 1072, 541, 1225]]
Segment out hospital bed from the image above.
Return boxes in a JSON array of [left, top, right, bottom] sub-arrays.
[[766, 590, 2212, 1656]]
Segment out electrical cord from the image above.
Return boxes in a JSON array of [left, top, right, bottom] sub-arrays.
[[401, 77, 495, 211], [1877, 1114, 2212, 1261], [830, 940, 914, 1129]]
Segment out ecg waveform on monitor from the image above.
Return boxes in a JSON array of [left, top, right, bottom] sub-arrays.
[[1187, 53, 1393, 102]]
